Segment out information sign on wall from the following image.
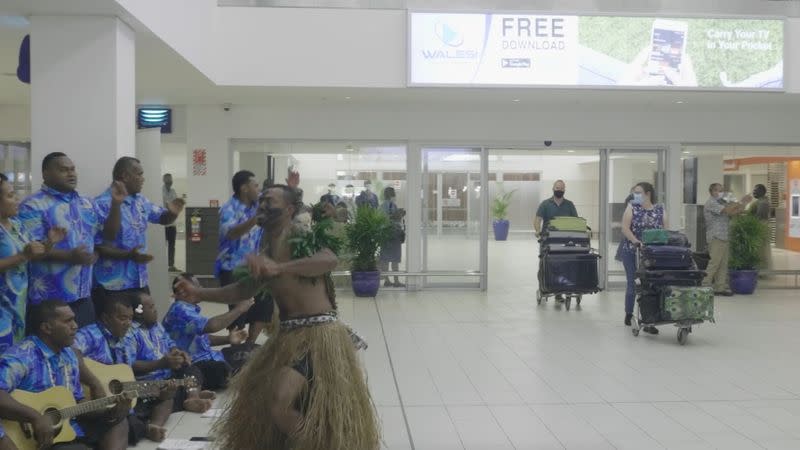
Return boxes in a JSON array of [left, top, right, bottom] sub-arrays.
[[409, 13, 784, 90], [192, 149, 207, 176]]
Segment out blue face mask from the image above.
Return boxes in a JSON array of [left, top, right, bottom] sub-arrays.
[[631, 193, 643, 205]]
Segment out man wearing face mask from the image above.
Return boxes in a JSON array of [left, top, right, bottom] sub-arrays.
[[534, 180, 579, 238], [534, 180, 579, 302], [703, 183, 752, 296], [320, 183, 340, 207], [356, 181, 379, 209]]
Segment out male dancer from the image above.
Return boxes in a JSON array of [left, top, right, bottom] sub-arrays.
[[175, 184, 378, 450]]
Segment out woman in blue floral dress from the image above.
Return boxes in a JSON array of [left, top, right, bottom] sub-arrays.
[[0, 174, 64, 352], [620, 182, 668, 335]]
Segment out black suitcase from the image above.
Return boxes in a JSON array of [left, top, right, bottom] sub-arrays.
[[541, 252, 600, 293], [541, 230, 590, 247], [637, 293, 661, 324], [640, 245, 695, 270], [692, 252, 710, 271], [543, 243, 591, 255], [638, 270, 705, 288]]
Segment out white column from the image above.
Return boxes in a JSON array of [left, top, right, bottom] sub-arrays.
[[666, 143, 683, 230], [405, 144, 422, 291], [137, 129, 170, 313], [186, 106, 230, 206], [30, 16, 135, 197]]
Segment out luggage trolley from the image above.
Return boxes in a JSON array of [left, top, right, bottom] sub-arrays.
[[632, 244, 715, 345], [536, 242, 602, 311]]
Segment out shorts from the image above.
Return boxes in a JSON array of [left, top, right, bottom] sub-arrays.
[[219, 270, 274, 329]]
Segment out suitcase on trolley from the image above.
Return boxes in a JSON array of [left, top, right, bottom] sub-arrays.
[[541, 230, 590, 247], [640, 245, 695, 270], [660, 286, 715, 322], [643, 230, 691, 247], [638, 270, 704, 288], [637, 292, 662, 324], [541, 252, 599, 293], [543, 243, 591, 255], [547, 216, 588, 232]]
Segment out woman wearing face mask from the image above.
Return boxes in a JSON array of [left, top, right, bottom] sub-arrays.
[[620, 182, 668, 333], [615, 187, 636, 263], [749, 184, 773, 274], [0, 174, 65, 352], [380, 187, 405, 287]]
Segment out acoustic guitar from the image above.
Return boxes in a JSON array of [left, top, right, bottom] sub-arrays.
[[1, 387, 136, 450], [83, 359, 199, 407]]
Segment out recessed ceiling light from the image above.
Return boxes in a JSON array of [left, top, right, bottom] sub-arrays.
[[567, 150, 575, 153], [345, 96, 351, 100], [649, 161, 655, 164], [512, 99, 521, 102], [682, 151, 690, 154], [675, 100, 685, 104]]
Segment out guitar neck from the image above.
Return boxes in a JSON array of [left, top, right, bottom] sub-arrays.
[[123, 378, 192, 392], [58, 393, 127, 420]]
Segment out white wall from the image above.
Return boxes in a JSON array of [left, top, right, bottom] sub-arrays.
[[0, 106, 30, 142]]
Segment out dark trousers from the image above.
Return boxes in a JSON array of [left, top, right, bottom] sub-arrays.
[[165, 226, 177, 267], [194, 359, 232, 391], [622, 249, 638, 315]]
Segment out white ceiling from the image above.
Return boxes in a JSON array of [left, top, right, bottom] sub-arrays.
[[2, 1, 800, 111]]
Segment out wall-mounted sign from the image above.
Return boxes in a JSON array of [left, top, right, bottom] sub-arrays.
[[192, 149, 207, 176], [409, 12, 784, 90], [790, 179, 800, 238], [209, 199, 219, 208]]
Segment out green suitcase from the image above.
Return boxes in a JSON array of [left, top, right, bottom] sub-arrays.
[[547, 216, 588, 232], [642, 229, 669, 245], [661, 286, 715, 322]]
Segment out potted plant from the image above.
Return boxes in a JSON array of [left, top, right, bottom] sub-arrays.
[[728, 214, 769, 295], [345, 205, 393, 297], [491, 185, 517, 241]]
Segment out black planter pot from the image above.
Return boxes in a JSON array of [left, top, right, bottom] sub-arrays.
[[729, 269, 758, 295], [351, 271, 381, 297]]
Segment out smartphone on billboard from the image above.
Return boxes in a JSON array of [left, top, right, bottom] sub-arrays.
[[647, 19, 688, 85]]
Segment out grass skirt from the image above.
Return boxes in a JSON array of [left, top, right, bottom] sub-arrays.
[[213, 321, 380, 450]]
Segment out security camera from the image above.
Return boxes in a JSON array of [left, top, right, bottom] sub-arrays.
[[222, 103, 232, 112], [544, 140, 553, 147]]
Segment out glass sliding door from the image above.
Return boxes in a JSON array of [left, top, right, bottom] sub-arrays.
[[601, 148, 666, 288], [421, 147, 487, 288]]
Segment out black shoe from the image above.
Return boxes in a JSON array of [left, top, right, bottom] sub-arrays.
[[643, 326, 659, 335], [714, 290, 734, 297], [393, 281, 405, 288], [384, 280, 393, 287], [624, 314, 632, 326], [555, 295, 565, 303]]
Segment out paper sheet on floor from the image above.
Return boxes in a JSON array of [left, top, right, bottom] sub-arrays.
[[201, 408, 224, 418], [157, 439, 206, 450]]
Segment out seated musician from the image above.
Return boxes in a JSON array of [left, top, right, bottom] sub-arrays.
[[162, 274, 252, 391], [0, 300, 129, 450], [72, 291, 170, 444], [131, 291, 215, 413]]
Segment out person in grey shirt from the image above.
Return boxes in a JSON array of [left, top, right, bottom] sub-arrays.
[[162, 173, 179, 272], [703, 183, 752, 296]]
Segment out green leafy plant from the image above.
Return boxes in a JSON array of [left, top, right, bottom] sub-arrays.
[[729, 214, 769, 271], [491, 185, 518, 221], [345, 206, 393, 272]]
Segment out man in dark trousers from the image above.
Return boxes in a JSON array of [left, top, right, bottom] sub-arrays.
[[534, 180, 579, 302]]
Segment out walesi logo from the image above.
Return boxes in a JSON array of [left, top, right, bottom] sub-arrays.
[[422, 20, 479, 60]]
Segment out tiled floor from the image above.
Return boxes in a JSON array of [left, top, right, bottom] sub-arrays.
[[134, 284, 800, 450]]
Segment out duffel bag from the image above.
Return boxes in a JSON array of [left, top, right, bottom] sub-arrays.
[[660, 286, 715, 322], [640, 245, 695, 270], [642, 229, 669, 245], [541, 252, 599, 293], [547, 216, 588, 232]]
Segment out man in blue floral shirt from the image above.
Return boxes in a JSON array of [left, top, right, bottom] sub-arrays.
[[93, 157, 185, 295], [73, 291, 174, 444], [216, 170, 270, 343], [163, 274, 252, 391], [132, 291, 215, 413], [18, 152, 127, 327], [0, 301, 129, 450]]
